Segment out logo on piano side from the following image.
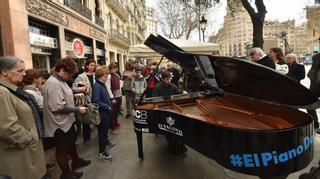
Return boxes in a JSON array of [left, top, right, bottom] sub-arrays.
[[166, 116, 175, 126], [158, 116, 183, 136], [133, 109, 148, 125], [229, 136, 313, 168]]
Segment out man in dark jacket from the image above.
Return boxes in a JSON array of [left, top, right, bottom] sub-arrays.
[[153, 71, 185, 154], [249, 47, 276, 69], [307, 53, 320, 133]]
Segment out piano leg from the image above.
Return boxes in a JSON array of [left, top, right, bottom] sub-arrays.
[[136, 131, 144, 159]]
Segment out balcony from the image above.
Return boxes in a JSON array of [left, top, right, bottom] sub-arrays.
[[106, 0, 129, 21], [64, 0, 92, 20], [109, 29, 130, 47], [95, 15, 104, 28]]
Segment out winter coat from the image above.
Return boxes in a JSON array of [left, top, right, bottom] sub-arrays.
[[92, 80, 112, 119], [308, 53, 320, 97], [287, 62, 305, 82], [131, 75, 147, 95], [0, 80, 46, 179], [73, 72, 95, 103]]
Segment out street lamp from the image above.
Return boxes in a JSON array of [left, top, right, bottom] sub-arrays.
[[199, 16, 207, 42]]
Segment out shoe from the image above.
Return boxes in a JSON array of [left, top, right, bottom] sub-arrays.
[[99, 152, 112, 161], [125, 114, 131, 118], [116, 123, 122, 129], [71, 158, 91, 171], [46, 163, 56, 171], [60, 173, 80, 179], [106, 141, 116, 149], [71, 171, 83, 178], [83, 141, 90, 146], [316, 128, 320, 134]]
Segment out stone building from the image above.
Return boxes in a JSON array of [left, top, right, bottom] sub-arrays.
[[209, 6, 308, 58], [145, 6, 158, 38], [0, 0, 147, 72]]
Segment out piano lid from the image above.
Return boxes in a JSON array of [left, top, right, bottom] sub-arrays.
[[143, 34, 318, 109]]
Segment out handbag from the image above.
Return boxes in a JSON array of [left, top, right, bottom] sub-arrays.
[[74, 95, 101, 126]]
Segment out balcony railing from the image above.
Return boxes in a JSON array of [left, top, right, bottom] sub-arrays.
[[106, 0, 129, 21], [95, 15, 104, 28], [109, 29, 130, 47], [64, 0, 92, 20]]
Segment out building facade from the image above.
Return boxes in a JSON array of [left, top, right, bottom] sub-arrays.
[[306, 4, 320, 56], [145, 6, 158, 38], [209, 6, 308, 58], [0, 0, 147, 72]]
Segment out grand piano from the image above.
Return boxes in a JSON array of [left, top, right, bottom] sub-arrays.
[[133, 35, 318, 178]]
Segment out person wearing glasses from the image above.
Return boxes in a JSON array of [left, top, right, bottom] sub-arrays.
[[248, 47, 275, 69]]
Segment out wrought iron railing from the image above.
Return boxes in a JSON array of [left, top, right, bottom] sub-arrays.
[[95, 15, 104, 28], [110, 29, 130, 46], [64, 0, 92, 20]]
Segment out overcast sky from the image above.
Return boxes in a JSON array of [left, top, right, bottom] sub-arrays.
[[145, 0, 316, 40]]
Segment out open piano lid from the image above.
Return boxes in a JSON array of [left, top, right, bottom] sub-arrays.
[[144, 34, 318, 109]]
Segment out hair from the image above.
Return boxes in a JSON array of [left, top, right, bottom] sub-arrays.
[[22, 69, 43, 85], [286, 53, 297, 63], [84, 59, 96, 72], [161, 70, 172, 79], [0, 56, 24, 73], [270, 47, 285, 64], [95, 68, 108, 78], [135, 67, 142, 72], [125, 61, 134, 70], [109, 62, 118, 70], [248, 47, 265, 57], [54, 57, 78, 74]]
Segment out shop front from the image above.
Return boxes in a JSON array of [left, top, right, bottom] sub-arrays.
[[28, 17, 60, 72]]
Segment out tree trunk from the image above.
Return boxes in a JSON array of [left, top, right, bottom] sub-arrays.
[[252, 16, 264, 48]]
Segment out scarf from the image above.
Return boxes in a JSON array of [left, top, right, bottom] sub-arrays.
[[14, 87, 45, 138], [13, 88, 44, 138]]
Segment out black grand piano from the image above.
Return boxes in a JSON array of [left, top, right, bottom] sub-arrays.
[[133, 35, 318, 178]]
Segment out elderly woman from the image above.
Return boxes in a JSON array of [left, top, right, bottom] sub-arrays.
[[0, 56, 46, 179], [285, 53, 305, 82], [42, 57, 90, 179]]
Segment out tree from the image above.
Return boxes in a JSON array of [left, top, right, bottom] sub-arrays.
[[157, 0, 219, 40], [240, 0, 267, 48]]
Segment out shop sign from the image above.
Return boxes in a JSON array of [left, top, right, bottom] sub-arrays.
[[29, 32, 57, 48], [96, 48, 105, 56], [72, 38, 85, 58]]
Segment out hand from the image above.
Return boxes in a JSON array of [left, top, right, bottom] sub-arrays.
[[79, 86, 87, 93], [74, 93, 84, 98], [111, 99, 116, 104], [79, 107, 87, 113]]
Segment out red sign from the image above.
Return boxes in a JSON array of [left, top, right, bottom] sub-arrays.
[[72, 38, 85, 58]]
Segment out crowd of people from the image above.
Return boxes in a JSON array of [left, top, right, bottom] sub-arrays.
[[0, 46, 319, 178], [0, 56, 182, 179], [248, 47, 320, 134]]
